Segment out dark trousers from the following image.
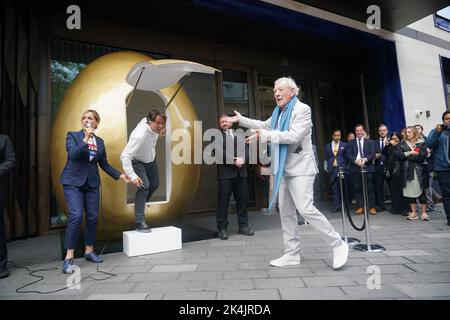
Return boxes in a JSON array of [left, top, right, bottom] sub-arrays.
[[329, 167, 347, 208], [217, 177, 249, 230], [0, 187, 7, 271], [437, 170, 450, 221], [374, 167, 385, 208], [63, 182, 99, 249], [347, 174, 354, 203], [388, 177, 408, 214], [132, 160, 159, 223], [351, 171, 376, 209]]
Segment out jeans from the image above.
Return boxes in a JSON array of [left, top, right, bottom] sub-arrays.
[[437, 170, 450, 221]]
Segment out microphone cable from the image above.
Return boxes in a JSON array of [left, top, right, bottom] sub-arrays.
[[11, 171, 117, 294]]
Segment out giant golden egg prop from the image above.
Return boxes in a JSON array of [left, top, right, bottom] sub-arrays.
[[50, 51, 217, 239]]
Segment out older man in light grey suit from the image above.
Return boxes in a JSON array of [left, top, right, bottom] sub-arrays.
[[227, 77, 348, 269]]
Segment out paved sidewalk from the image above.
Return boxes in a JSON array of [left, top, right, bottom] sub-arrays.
[[1, 205, 450, 300]]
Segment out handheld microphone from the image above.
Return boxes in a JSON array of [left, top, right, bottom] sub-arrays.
[[86, 122, 95, 138]]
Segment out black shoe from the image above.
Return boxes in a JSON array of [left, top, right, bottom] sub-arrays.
[[377, 206, 386, 211], [334, 207, 341, 212], [447, 220, 450, 226], [135, 221, 152, 233], [0, 268, 9, 279], [237, 226, 254, 236], [218, 229, 228, 240]]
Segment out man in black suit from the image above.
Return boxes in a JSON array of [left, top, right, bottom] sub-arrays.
[[345, 124, 377, 215], [0, 134, 16, 279], [324, 130, 348, 212], [216, 114, 254, 240], [373, 124, 389, 211]]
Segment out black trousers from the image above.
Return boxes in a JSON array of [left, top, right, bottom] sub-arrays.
[[0, 187, 7, 271], [374, 167, 385, 209], [217, 177, 249, 230], [132, 160, 159, 224], [351, 171, 376, 209], [388, 177, 408, 214]]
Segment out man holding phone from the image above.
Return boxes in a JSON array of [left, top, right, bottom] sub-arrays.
[[121, 109, 166, 232]]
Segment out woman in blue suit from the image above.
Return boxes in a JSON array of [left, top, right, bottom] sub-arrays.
[[60, 110, 129, 274]]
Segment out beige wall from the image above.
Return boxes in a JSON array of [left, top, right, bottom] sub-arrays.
[[392, 33, 449, 132], [408, 15, 450, 42]]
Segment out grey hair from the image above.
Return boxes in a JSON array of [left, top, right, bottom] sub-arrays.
[[274, 77, 299, 96]]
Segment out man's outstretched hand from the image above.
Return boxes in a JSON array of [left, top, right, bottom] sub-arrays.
[[225, 110, 241, 124], [245, 129, 260, 144]]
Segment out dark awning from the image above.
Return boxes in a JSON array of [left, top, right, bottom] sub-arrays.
[[294, 0, 450, 31]]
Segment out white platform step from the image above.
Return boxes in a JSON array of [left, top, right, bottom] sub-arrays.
[[123, 226, 182, 257]]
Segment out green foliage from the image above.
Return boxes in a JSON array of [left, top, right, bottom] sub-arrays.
[[50, 60, 86, 122]]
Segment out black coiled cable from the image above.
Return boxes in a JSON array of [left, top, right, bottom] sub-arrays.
[[340, 172, 365, 232], [10, 183, 117, 294]]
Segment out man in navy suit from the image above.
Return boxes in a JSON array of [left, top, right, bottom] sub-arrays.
[[324, 130, 347, 212], [345, 124, 377, 215], [373, 124, 389, 211]]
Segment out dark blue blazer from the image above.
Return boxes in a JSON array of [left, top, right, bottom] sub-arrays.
[[373, 138, 387, 171], [0, 134, 16, 188], [60, 130, 121, 188], [345, 138, 376, 173], [324, 141, 347, 173]]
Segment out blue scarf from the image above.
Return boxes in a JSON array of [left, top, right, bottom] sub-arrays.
[[268, 96, 297, 210]]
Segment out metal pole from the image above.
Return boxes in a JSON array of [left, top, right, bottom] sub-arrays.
[[362, 165, 372, 249], [353, 165, 385, 253], [126, 67, 145, 108], [338, 167, 359, 245]]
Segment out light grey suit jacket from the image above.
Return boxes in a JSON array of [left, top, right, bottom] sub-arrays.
[[239, 99, 318, 176]]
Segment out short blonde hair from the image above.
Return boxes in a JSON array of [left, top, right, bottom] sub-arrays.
[[404, 126, 419, 141], [274, 77, 299, 96], [81, 109, 101, 128]]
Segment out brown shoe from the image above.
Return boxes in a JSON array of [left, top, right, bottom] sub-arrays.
[[370, 208, 377, 215], [355, 208, 364, 215]]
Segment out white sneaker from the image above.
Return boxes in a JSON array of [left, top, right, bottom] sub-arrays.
[[333, 241, 349, 269], [269, 254, 301, 267]]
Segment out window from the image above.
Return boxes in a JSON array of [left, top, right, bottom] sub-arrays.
[[49, 39, 167, 226], [435, 6, 450, 32], [222, 69, 250, 117]]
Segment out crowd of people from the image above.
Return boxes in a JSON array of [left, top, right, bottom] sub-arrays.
[[324, 110, 450, 227]]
